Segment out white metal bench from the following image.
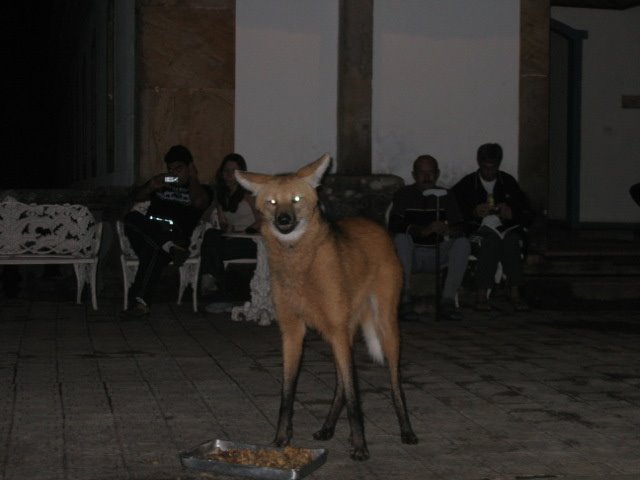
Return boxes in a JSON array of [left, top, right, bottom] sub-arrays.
[[115, 207, 211, 312], [0, 196, 103, 310]]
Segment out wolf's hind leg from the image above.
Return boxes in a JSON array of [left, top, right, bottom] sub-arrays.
[[378, 302, 418, 444], [313, 368, 345, 440]]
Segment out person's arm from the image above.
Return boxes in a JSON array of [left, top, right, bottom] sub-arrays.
[[187, 163, 210, 210], [452, 175, 481, 234], [132, 174, 165, 202], [442, 193, 465, 237], [500, 175, 534, 227]]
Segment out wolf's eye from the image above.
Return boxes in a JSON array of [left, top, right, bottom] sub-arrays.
[[292, 195, 301, 203], [267, 198, 277, 206]]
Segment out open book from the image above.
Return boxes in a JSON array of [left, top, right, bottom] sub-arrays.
[[480, 214, 520, 239]]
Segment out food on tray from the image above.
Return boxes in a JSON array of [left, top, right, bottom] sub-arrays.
[[207, 445, 313, 469]]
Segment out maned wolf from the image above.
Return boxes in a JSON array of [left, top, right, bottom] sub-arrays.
[[235, 154, 417, 461]]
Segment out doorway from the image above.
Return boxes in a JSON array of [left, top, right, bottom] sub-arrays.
[[549, 19, 588, 228]]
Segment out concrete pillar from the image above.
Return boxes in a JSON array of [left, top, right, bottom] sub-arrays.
[[519, 0, 550, 220], [337, 0, 373, 175]]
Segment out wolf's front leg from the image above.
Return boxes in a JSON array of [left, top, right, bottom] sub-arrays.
[[313, 369, 344, 440], [331, 336, 369, 461], [273, 323, 305, 447]]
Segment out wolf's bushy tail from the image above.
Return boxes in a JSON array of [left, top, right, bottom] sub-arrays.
[[361, 294, 385, 365]]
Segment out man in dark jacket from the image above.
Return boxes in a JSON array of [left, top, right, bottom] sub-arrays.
[[452, 143, 533, 312], [389, 155, 471, 321]]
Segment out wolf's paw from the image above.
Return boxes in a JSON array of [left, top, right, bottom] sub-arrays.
[[401, 431, 419, 444], [313, 427, 334, 441], [349, 446, 370, 461]]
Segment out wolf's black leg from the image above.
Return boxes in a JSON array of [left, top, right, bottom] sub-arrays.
[[274, 324, 305, 447], [331, 338, 369, 461], [313, 368, 344, 440]]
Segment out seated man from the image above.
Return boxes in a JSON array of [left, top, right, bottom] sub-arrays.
[[452, 143, 533, 312], [121, 145, 211, 318], [389, 155, 471, 321]]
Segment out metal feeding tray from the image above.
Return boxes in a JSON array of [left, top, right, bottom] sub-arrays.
[[179, 439, 328, 480]]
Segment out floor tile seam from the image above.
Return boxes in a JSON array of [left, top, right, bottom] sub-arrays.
[[163, 308, 269, 437], [1, 305, 29, 480], [89, 315, 142, 478], [72, 308, 129, 476], [179, 315, 389, 453]]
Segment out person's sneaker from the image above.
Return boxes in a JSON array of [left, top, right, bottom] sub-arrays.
[[170, 245, 190, 267], [119, 302, 150, 320], [199, 273, 218, 295], [439, 301, 463, 321]]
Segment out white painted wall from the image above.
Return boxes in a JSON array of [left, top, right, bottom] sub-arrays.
[[372, 0, 520, 187], [235, 0, 339, 174], [552, 7, 640, 223], [236, 0, 520, 187]]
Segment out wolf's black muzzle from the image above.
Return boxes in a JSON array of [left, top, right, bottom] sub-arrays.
[[275, 212, 296, 233]]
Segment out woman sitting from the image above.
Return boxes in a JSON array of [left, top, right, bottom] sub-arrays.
[[200, 153, 260, 303]]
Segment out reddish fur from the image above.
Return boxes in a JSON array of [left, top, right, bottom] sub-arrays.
[[236, 155, 417, 461]]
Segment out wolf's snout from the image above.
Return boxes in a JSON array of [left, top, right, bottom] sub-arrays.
[[276, 212, 293, 226], [274, 211, 297, 234]]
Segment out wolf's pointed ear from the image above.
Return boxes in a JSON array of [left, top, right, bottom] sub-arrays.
[[297, 153, 331, 188], [235, 170, 271, 195]]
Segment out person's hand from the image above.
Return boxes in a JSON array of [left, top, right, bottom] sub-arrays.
[[497, 203, 512, 220], [149, 174, 167, 191], [474, 203, 491, 218], [418, 221, 449, 237]]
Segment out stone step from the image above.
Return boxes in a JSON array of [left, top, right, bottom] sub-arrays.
[[525, 252, 640, 276], [525, 275, 640, 308]]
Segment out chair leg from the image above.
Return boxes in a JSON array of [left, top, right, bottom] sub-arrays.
[[177, 263, 188, 305], [72, 263, 85, 305], [90, 262, 98, 310]]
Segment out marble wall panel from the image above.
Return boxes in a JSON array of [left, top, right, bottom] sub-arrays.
[[139, 5, 234, 89], [139, 88, 233, 183], [138, 1, 234, 183]]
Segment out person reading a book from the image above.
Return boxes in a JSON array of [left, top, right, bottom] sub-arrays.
[[452, 143, 534, 312], [388, 155, 471, 321]]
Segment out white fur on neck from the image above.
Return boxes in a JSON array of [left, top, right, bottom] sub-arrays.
[[270, 219, 307, 244]]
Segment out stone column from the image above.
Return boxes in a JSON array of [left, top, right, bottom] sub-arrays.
[[337, 0, 373, 175], [519, 0, 550, 221]]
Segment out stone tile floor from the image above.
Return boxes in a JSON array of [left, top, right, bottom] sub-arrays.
[[0, 297, 638, 480]]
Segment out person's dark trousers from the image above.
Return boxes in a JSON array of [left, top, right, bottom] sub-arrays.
[[200, 229, 257, 293], [473, 226, 524, 290], [123, 211, 177, 306]]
